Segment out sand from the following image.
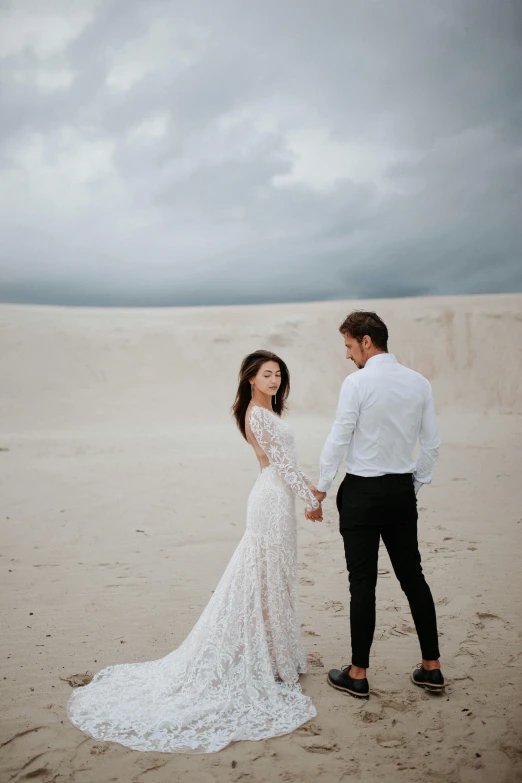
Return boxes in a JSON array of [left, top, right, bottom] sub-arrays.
[[1, 293, 521, 783]]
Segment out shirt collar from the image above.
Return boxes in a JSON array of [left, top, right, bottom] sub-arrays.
[[365, 353, 397, 367]]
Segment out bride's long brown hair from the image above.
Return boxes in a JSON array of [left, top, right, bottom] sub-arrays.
[[232, 350, 290, 440]]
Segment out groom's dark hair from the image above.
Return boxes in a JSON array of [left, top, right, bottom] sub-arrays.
[[339, 311, 389, 351]]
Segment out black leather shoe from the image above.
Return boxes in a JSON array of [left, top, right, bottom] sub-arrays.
[[411, 665, 445, 693], [327, 665, 370, 699]]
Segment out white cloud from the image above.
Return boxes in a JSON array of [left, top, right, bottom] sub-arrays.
[[127, 114, 169, 141], [1, 128, 118, 213], [0, 0, 97, 60], [218, 106, 281, 136], [7, 63, 76, 92], [0, 0, 96, 94], [273, 129, 401, 192], [106, 18, 210, 92]]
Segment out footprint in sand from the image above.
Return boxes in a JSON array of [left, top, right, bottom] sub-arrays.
[[17, 767, 50, 778], [377, 735, 405, 748], [453, 647, 478, 672], [89, 743, 109, 755], [467, 611, 510, 641], [389, 624, 416, 637], [0, 726, 57, 780], [452, 611, 500, 671], [476, 611, 508, 627], [361, 710, 382, 723], [300, 741, 339, 754], [307, 652, 324, 668], [295, 722, 322, 736], [324, 600, 344, 612], [457, 759, 501, 783], [379, 697, 414, 713]]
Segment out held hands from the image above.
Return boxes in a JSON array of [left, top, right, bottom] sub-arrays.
[[305, 487, 327, 522], [313, 489, 327, 504]]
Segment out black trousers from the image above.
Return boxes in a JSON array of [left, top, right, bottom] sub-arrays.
[[337, 473, 440, 669]]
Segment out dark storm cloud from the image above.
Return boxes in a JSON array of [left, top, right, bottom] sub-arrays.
[[0, 0, 521, 306]]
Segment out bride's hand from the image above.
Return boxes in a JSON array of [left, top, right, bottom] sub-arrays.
[[305, 504, 323, 522], [311, 487, 327, 503]]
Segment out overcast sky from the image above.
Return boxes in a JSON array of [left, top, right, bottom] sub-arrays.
[[0, 0, 521, 306]]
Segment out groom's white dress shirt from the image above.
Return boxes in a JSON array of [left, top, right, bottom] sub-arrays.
[[317, 354, 440, 494]]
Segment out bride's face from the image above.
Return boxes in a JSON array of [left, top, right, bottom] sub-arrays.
[[251, 361, 282, 397]]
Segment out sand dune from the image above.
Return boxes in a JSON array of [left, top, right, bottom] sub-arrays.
[[1, 293, 521, 783], [1, 293, 521, 435]]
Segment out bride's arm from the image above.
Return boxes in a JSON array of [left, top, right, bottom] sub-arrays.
[[249, 406, 320, 512]]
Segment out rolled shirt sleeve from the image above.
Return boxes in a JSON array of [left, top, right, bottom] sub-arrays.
[[317, 377, 360, 493]]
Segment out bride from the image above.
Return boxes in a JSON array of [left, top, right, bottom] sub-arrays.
[[67, 350, 323, 753]]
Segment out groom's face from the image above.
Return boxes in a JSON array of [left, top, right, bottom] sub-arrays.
[[344, 333, 367, 369]]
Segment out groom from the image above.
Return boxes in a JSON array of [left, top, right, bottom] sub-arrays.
[[307, 311, 444, 699]]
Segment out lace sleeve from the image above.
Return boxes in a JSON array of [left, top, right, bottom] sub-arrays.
[[249, 406, 320, 511]]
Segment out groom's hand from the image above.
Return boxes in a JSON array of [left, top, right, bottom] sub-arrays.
[[312, 489, 327, 503]]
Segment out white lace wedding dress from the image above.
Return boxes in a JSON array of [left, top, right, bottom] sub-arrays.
[[67, 405, 319, 753]]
